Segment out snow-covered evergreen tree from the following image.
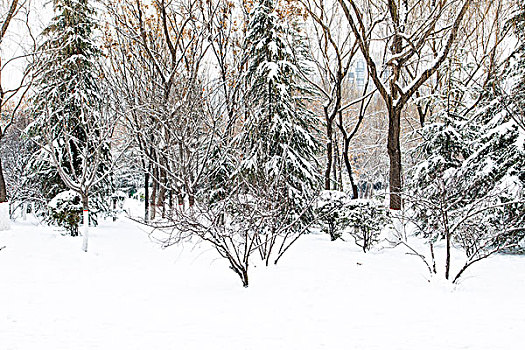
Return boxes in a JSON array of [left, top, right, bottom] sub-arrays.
[[457, 2, 525, 251], [406, 3, 525, 282], [239, 0, 320, 235], [29, 0, 101, 179], [28, 0, 114, 246]]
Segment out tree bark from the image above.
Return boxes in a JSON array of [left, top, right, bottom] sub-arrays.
[[150, 166, 158, 220], [333, 134, 342, 190], [157, 166, 166, 217], [144, 171, 150, 222], [387, 108, 402, 210], [444, 212, 451, 280], [168, 189, 173, 216], [112, 197, 117, 222], [324, 116, 334, 190], [342, 139, 358, 199], [0, 156, 7, 203]]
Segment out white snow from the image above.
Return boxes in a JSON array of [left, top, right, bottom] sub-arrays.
[[0, 202, 11, 231], [1, 210, 524, 350]]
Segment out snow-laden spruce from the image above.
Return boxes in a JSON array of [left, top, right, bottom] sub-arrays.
[[239, 0, 320, 222], [27, 0, 115, 251], [237, 0, 321, 267], [406, 5, 525, 282]]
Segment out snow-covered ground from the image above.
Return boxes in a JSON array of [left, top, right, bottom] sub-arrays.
[[1, 211, 524, 349]]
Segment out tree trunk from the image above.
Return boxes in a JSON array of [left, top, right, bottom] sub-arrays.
[[333, 134, 342, 190], [387, 108, 402, 210], [144, 171, 150, 222], [188, 190, 195, 207], [444, 212, 451, 280], [430, 243, 437, 274], [0, 156, 7, 203], [112, 197, 117, 222], [0, 156, 10, 230], [150, 167, 158, 220], [241, 269, 249, 288], [343, 138, 359, 199], [325, 117, 333, 190], [168, 189, 173, 216], [157, 167, 166, 218], [82, 194, 89, 252]]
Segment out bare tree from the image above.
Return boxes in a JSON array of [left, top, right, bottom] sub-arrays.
[[336, 0, 472, 209], [300, 0, 358, 191], [0, 0, 36, 211], [150, 166, 317, 287], [104, 0, 217, 221]]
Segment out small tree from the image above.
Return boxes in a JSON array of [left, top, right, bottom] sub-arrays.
[[403, 60, 524, 282], [0, 0, 37, 228], [47, 190, 82, 236]]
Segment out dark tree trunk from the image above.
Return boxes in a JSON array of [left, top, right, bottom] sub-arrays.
[[333, 134, 342, 190], [325, 117, 334, 190], [387, 108, 402, 210], [157, 167, 166, 218], [241, 269, 249, 288], [342, 139, 359, 199], [112, 197, 117, 222], [188, 191, 195, 207], [168, 189, 173, 216], [144, 171, 150, 222], [444, 213, 451, 280], [430, 243, 437, 274], [150, 166, 158, 220], [387, 17, 403, 211], [0, 156, 7, 203]]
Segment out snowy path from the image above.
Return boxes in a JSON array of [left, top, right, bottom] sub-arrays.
[[1, 217, 524, 349]]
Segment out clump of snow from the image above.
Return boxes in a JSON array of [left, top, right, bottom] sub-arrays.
[[48, 190, 81, 210]]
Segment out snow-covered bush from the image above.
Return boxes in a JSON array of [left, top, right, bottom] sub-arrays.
[[344, 200, 391, 252], [316, 190, 391, 251], [109, 190, 127, 220], [47, 191, 82, 236], [316, 191, 351, 241]]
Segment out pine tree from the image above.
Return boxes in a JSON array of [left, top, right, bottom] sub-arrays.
[[236, 0, 321, 262], [241, 0, 320, 204], [406, 3, 525, 282], [28, 0, 112, 240]]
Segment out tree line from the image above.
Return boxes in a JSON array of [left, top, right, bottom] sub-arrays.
[[0, 0, 523, 286]]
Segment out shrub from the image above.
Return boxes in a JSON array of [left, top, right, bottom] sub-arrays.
[[316, 191, 350, 241], [316, 191, 391, 251], [47, 190, 82, 236]]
